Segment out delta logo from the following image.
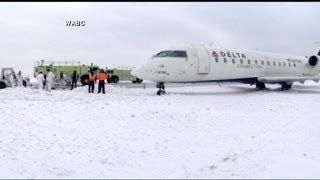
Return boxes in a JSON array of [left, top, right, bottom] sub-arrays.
[[212, 51, 219, 57]]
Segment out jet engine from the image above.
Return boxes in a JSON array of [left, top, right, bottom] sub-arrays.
[[308, 55, 319, 67]]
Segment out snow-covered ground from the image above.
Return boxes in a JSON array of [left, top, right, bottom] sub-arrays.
[[0, 81, 320, 179]]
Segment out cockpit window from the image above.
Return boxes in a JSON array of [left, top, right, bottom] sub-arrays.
[[154, 50, 187, 58], [155, 51, 172, 57], [170, 51, 187, 57]]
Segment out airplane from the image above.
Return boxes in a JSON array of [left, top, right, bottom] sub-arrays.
[[131, 44, 320, 95]]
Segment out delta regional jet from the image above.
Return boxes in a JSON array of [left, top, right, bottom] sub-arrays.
[[131, 45, 320, 95]]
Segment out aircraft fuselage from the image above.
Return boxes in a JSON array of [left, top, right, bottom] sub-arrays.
[[132, 45, 320, 85]]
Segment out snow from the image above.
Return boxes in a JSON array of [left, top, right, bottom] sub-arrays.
[[0, 81, 320, 179]]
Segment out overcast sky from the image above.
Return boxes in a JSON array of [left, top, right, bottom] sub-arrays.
[[1, 2, 320, 75]]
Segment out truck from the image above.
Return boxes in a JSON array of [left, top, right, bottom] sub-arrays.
[[34, 60, 143, 87], [0, 68, 16, 89], [34, 60, 100, 86], [106, 67, 143, 83]]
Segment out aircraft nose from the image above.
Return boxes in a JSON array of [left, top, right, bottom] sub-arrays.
[[131, 66, 143, 78], [131, 63, 153, 80]]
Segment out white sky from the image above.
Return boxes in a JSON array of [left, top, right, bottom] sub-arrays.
[[1, 2, 320, 75]]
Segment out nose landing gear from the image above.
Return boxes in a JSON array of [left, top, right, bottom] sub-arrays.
[[156, 82, 165, 96]]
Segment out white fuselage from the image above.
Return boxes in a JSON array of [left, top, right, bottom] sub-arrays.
[[132, 45, 320, 84]]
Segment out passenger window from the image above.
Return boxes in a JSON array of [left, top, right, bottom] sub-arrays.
[[215, 58, 219, 63], [224, 58, 227, 63], [279, 62, 281, 66], [240, 59, 243, 64], [255, 60, 258, 64], [283, 62, 286, 67], [248, 59, 251, 64], [294, 63, 296, 67], [289, 63, 291, 67], [267, 61, 270, 66], [170, 51, 187, 58], [261, 60, 264, 65], [232, 59, 235, 63], [273, 61, 276, 66]]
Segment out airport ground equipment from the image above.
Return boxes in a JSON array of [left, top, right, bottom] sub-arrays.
[[34, 60, 100, 86], [106, 67, 143, 83], [34, 60, 143, 86]]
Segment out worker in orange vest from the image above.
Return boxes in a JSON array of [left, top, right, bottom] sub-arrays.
[[88, 71, 96, 93], [96, 69, 107, 94]]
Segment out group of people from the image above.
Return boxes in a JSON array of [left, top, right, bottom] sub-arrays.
[[35, 69, 108, 94], [58, 70, 78, 90], [6, 70, 26, 88], [35, 69, 55, 92], [88, 69, 107, 94]]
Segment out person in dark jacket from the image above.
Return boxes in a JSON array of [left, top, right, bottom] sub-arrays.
[[70, 70, 79, 90]]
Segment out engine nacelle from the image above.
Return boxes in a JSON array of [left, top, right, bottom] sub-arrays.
[[308, 55, 318, 67]]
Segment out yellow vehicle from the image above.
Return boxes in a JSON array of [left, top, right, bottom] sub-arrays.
[[34, 60, 100, 86], [106, 67, 143, 83]]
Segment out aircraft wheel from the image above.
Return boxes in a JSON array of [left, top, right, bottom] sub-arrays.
[[256, 82, 265, 89], [156, 90, 165, 96], [281, 82, 291, 91], [0, 82, 6, 89], [156, 82, 165, 95], [285, 84, 292, 90]]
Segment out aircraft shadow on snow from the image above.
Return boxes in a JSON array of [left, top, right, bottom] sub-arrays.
[[111, 82, 320, 95], [163, 84, 320, 96]]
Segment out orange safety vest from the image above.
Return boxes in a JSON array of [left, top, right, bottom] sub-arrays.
[[89, 74, 96, 81], [97, 73, 107, 81]]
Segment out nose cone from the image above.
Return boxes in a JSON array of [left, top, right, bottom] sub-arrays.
[[131, 66, 144, 79], [131, 63, 156, 81]]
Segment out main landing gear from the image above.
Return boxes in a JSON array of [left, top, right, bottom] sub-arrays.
[[156, 82, 165, 96], [281, 82, 292, 91], [256, 82, 292, 91], [256, 82, 266, 89]]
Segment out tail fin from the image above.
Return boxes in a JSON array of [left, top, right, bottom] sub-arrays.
[[314, 42, 320, 55]]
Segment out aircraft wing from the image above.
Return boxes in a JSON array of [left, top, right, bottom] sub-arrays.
[[258, 76, 320, 84]]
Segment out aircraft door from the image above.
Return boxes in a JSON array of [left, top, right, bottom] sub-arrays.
[[193, 46, 210, 74]]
